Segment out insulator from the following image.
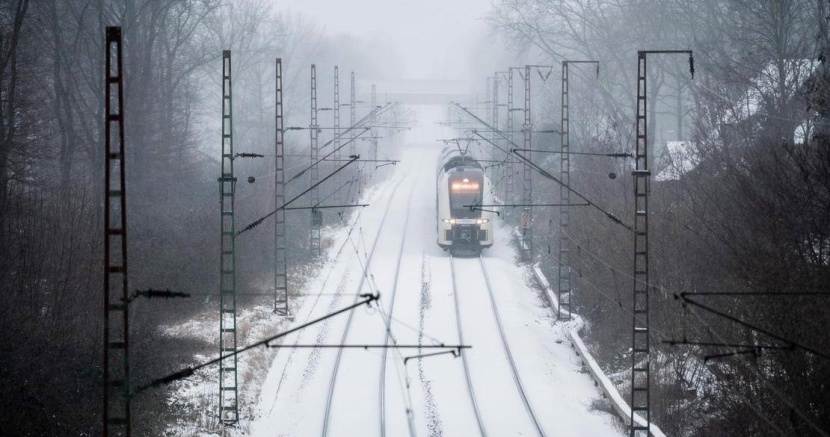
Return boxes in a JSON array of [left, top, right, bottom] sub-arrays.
[[689, 54, 695, 79]]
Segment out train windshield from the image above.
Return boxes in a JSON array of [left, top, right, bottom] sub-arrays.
[[448, 173, 483, 218]]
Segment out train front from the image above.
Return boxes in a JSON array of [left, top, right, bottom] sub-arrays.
[[437, 167, 494, 253]]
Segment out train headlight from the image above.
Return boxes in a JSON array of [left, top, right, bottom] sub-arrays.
[[476, 219, 490, 224], [442, 219, 456, 224]]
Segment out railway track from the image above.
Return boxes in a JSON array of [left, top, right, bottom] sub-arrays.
[[321, 164, 421, 436], [265, 170, 410, 413], [378, 166, 421, 436], [450, 254, 546, 436], [477, 255, 546, 436], [449, 255, 487, 436]]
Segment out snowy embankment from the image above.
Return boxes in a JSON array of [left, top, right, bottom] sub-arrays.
[[522, 229, 666, 437]]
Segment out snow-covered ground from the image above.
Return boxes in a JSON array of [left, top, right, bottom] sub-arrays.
[[246, 105, 625, 436]]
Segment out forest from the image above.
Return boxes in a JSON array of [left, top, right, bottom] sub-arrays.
[[488, 1, 830, 435], [0, 0, 828, 435]]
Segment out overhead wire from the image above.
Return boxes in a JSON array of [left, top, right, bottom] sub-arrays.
[[566, 219, 830, 360], [451, 102, 630, 232], [559, 229, 830, 435]]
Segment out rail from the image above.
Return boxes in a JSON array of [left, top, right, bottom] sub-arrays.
[[320, 171, 411, 435], [477, 256, 546, 436], [448, 255, 488, 435], [379, 170, 418, 436]]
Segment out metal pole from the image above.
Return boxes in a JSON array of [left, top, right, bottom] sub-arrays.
[[630, 50, 692, 436], [103, 26, 130, 437], [630, 50, 650, 437], [486, 76, 492, 162], [274, 58, 289, 316], [558, 60, 599, 321], [506, 69, 514, 209], [492, 74, 499, 190], [350, 71, 358, 196], [310, 65, 321, 255], [521, 65, 533, 263], [371, 84, 377, 164], [558, 61, 571, 320], [350, 71, 357, 157], [333, 66, 341, 209], [218, 49, 239, 424]]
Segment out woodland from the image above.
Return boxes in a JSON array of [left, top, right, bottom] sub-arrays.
[[0, 0, 828, 435]]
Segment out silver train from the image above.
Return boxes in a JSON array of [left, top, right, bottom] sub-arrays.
[[436, 147, 495, 254]]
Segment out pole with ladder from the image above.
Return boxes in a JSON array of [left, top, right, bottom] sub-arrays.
[[520, 65, 533, 263], [559, 61, 571, 320], [274, 58, 289, 316], [558, 60, 599, 321], [218, 50, 239, 424], [333, 66, 341, 208], [485, 76, 492, 160], [309, 64, 321, 255], [350, 71, 357, 158], [505, 69, 514, 209], [350, 72, 358, 197], [491, 74, 499, 188], [218, 50, 239, 425], [103, 26, 130, 437], [370, 84, 377, 164], [630, 50, 693, 437], [630, 50, 651, 437]]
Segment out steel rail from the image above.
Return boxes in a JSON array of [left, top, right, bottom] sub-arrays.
[[378, 165, 419, 436], [449, 255, 488, 436], [321, 168, 419, 436], [477, 256, 546, 436], [256, 168, 412, 419]]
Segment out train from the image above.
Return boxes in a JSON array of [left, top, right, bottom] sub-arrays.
[[436, 146, 495, 254]]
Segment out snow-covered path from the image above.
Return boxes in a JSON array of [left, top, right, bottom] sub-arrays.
[[249, 105, 623, 436]]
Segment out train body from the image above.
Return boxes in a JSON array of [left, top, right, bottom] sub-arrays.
[[436, 147, 495, 253]]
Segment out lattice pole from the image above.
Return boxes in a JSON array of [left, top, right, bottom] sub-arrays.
[[491, 74, 499, 188], [558, 60, 599, 321], [333, 66, 341, 208], [486, 76, 492, 166], [350, 71, 358, 197], [630, 49, 651, 437], [103, 26, 130, 437], [309, 65, 321, 255], [218, 49, 239, 424], [521, 65, 533, 263], [492, 74, 499, 144], [629, 49, 692, 437], [558, 61, 572, 320], [350, 71, 357, 157], [274, 58, 289, 316], [505, 69, 514, 209], [370, 84, 377, 163]]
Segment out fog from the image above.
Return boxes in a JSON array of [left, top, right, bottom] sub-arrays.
[[1, 0, 829, 436], [279, 0, 493, 82]]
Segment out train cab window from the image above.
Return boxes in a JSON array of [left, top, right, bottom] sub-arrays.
[[448, 173, 482, 219]]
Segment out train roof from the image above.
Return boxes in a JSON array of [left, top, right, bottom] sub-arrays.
[[437, 146, 482, 175]]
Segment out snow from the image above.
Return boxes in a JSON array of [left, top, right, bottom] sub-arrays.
[[246, 105, 624, 436], [162, 105, 627, 436], [656, 141, 697, 181], [530, 257, 666, 437]]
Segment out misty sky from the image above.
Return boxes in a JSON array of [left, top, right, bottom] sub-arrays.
[[280, 0, 493, 81]]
